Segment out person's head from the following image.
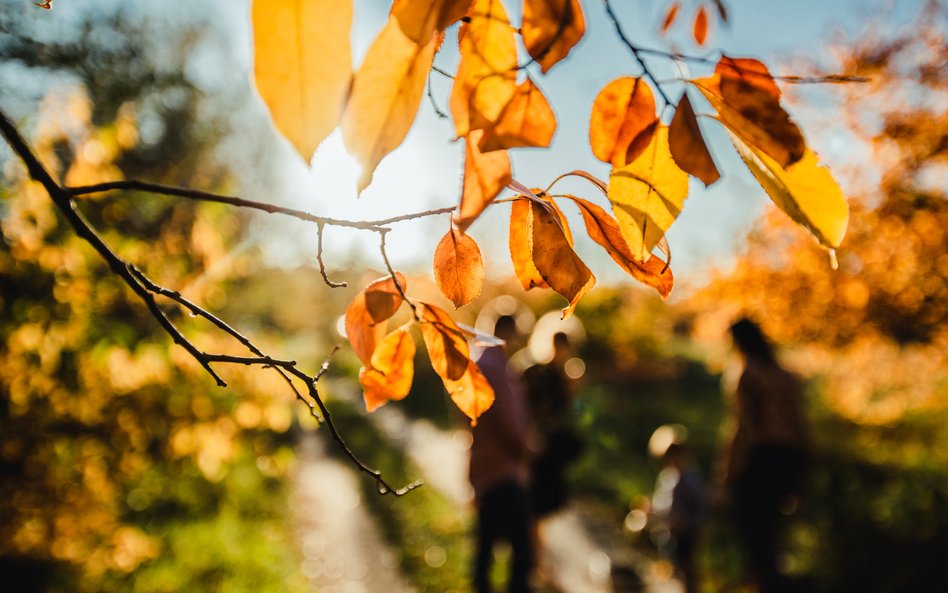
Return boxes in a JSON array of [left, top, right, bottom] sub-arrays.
[[729, 317, 775, 363], [662, 442, 690, 469], [552, 331, 571, 363], [494, 314, 517, 344]]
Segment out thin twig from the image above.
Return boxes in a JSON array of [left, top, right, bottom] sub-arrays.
[[377, 230, 420, 321], [316, 223, 347, 288], [602, 0, 673, 107], [426, 69, 449, 119]]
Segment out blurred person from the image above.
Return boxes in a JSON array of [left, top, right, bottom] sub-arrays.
[[470, 315, 535, 593], [717, 317, 810, 593], [647, 426, 707, 593]]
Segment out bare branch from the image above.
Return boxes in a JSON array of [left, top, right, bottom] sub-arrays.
[[602, 0, 673, 107], [316, 223, 348, 288]]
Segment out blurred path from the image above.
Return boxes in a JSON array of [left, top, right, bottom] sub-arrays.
[[290, 434, 415, 593]]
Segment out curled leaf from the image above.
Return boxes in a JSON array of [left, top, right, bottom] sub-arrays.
[[509, 197, 549, 290], [529, 200, 595, 318], [443, 359, 495, 426], [391, 0, 474, 44], [521, 0, 586, 74], [608, 125, 690, 261], [345, 273, 407, 364], [669, 92, 720, 186], [590, 77, 658, 167], [252, 0, 352, 162], [359, 327, 416, 412], [478, 78, 557, 152], [455, 129, 512, 231], [434, 227, 485, 308], [419, 303, 471, 381]]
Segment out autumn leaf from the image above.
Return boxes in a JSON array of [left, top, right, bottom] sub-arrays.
[[590, 77, 658, 167], [477, 78, 557, 152], [450, 0, 518, 138], [731, 134, 849, 249], [659, 1, 680, 34], [359, 327, 416, 412], [564, 195, 674, 298], [521, 0, 586, 74], [345, 273, 407, 365], [252, 0, 352, 162], [391, 0, 473, 44], [693, 56, 805, 168], [529, 200, 595, 318], [509, 197, 549, 290], [455, 130, 512, 231], [608, 125, 690, 261], [433, 226, 485, 308], [419, 303, 471, 381], [341, 14, 440, 193], [443, 359, 495, 425], [692, 5, 709, 46], [669, 92, 720, 186]]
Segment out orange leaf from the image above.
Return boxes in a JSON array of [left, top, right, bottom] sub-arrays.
[[530, 200, 595, 318], [419, 303, 471, 381], [449, 0, 518, 138], [433, 227, 485, 308], [590, 77, 658, 167], [659, 1, 680, 34], [693, 56, 805, 168], [509, 197, 549, 290], [342, 14, 440, 193], [564, 195, 674, 298], [521, 0, 586, 74], [252, 0, 352, 162], [477, 78, 557, 152], [345, 273, 407, 365], [391, 0, 473, 44], [443, 359, 495, 425], [359, 327, 416, 412], [455, 129, 512, 231], [669, 92, 720, 187], [692, 5, 709, 46]]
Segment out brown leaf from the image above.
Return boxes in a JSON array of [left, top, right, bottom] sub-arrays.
[[450, 0, 518, 138], [564, 195, 674, 298], [345, 273, 407, 365], [693, 56, 805, 168], [433, 227, 485, 308], [359, 327, 416, 412], [521, 0, 586, 74], [478, 78, 557, 152], [391, 0, 474, 44], [419, 303, 471, 381], [530, 200, 595, 318], [342, 15, 440, 193], [590, 77, 658, 167], [509, 197, 549, 290], [455, 130, 512, 231], [692, 5, 709, 46], [668, 92, 720, 186], [659, 1, 680, 34], [443, 359, 495, 426], [252, 0, 352, 162]]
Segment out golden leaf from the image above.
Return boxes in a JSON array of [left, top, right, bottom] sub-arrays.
[[608, 125, 690, 261], [359, 327, 416, 412], [450, 0, 518, 138], [391, 0, 474, 44], [252, 0, 352, 162], [668, 92, 720, 187], [342, 15, 440, 193], [478, 78, 557, 152], [455, 130, 512, 231], [419, 303, 471, 381], [590, 77, 658, 167], [433, 227, 485, 308], [521, 0, 586, 74], [443, 359, 495, 426], [731, 134, 849, 249], [509, 197, 549, 290], [529, 200, 595, 318], [345, 273, 406, 365]]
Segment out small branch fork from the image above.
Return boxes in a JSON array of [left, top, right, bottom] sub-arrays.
[[0, 107, 421, 496]]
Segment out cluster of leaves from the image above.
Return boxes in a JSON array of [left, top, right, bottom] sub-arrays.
[[251, 0, 850, 420]]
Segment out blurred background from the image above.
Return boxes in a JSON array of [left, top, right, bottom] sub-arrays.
[[1, 0, 945, 592]]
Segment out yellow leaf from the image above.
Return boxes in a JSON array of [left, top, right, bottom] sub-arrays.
[[530, 200, 595, 318], [419, 303, 471, 381], [455, 130, 512, 231], [590, 77, 658, 167], [521, 0, 585, 74], [732, 135, 849, 249], [668, 92, 720, 187], [509, 197, 549, 290], [478, 78, 557, 152], [608, 125, 690, 261], [344, 273, 406, 365], [252, 0, 352, 163], [391, 0, 473, 44], [342, 16, 440, 193], [359, 328, 416, 412], [434, 227, 485, 308], [443, 359, 495, 425], [450, 0, 518, 138]]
